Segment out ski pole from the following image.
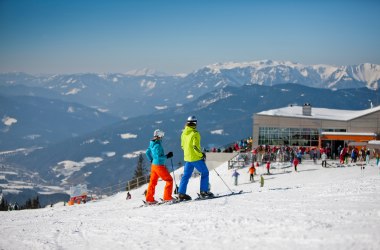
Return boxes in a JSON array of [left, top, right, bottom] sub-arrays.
[[170, 158, 179, 194], [213, 168, 234, 194]]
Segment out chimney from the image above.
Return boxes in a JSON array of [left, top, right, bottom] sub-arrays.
[[302, 103, 312, 116]]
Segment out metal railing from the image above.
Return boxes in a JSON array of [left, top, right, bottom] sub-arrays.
[[228, 151, 293, 169], [90, 174, 151, 199]]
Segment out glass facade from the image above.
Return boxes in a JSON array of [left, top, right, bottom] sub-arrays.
[[258, 127, 346, 146]]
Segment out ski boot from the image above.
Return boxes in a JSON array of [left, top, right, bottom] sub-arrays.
[[178, 193, 192, 201], [199, 191, 214, 199], [145, 200, 158, 205]]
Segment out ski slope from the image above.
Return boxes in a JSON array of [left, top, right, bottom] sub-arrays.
[[1, 159, 379, 250]]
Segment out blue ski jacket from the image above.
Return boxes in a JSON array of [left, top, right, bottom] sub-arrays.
[[146, 139, 167, 165]]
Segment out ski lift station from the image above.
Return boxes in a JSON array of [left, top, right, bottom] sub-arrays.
[[252, 103, 380, 153]]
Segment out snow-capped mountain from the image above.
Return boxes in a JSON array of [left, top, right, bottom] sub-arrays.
[[186, 60, 380, 92], [1, 60, 379, 120], [125, 68, 169, 77]]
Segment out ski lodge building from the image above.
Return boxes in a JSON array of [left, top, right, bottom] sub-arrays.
[[252, 103, 380, 155]]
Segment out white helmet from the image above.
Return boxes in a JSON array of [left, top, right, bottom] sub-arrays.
[[187, 115, 197, 125], [153, 129, 165, 138]]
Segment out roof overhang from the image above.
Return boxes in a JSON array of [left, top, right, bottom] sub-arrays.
[[320, 132, 377, 141]]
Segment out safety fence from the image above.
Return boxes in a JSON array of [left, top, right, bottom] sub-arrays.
[[90, 174, 151, 199], [228, 151, 293, 169]]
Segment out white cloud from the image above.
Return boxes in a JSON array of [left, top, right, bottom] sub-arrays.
[[123, 150, 145, 159], [2, 116, 17, 126], [81, 139, 95, 145], [155, 106, 168, 110], [67, 106, 75, 113], [120, 133, 138, 139], [97, 108, 109, 113], [104, 152, 116, 157], [210, 129, 224, 135], [64, 88, 81, 95], [23, 134, 41, 140]]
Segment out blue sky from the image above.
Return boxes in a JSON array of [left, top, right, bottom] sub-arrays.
[[0, 0, 379, 74]]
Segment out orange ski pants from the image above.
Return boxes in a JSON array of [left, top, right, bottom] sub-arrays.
[[146, 164, 173, 202]]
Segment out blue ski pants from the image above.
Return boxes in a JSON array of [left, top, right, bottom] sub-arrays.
[[178, 160, 209, 194]]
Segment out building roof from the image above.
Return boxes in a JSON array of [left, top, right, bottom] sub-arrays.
[[257, 105, 380, 121]]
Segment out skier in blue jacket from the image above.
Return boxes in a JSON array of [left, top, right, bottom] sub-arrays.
[[145, 129, 174, 203]]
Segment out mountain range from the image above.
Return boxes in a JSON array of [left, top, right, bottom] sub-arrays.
[[1, 60, 379, 119], [1, 60, 380, 197]]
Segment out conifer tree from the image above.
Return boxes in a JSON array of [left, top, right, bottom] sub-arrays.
[[24, 198, 32, 209], [31, 196, 40, 209], [0, 196, 8, 211], [133, 153, 146, 179]]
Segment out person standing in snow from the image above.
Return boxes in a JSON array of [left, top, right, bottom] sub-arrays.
[[296, 150, 302, 164], [365, 149, 370, 165], [248, 163, 256, 182], [145, 129, 174, 204], [178, 116, 214, 201], [266, 161, 271, 175], [232, 169, 240, 186], [126, 192, 131, 200], [293, 157, 299, 172], [321, 152, 327, 167]]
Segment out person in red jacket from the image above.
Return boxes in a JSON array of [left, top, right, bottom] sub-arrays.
[[266, 161, 271, 175], [293, 157, 299, 172]]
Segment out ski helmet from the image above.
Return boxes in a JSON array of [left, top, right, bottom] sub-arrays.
[[153, 129, 165, 138], [187, 115, 197, 125]]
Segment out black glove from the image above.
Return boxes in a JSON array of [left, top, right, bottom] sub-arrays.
[[166, 152, 173, 159], [202, 153, 206, 161]]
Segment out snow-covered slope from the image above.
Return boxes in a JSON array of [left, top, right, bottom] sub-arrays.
[[1, 158, 379, 250]]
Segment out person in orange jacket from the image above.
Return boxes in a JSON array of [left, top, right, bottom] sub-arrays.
[[248, 163, 256, 182], [145, 129, 174, 204]]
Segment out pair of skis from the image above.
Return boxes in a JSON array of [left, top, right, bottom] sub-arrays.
[[137, 190, 249, 208]]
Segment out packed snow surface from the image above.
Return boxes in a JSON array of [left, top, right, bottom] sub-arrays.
[[1, 159, 379, 250]]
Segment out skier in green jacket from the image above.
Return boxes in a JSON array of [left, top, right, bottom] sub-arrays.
[[178, 116, 214, 201]]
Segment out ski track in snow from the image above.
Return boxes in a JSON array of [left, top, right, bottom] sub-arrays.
[[1, 160, 380, 250]]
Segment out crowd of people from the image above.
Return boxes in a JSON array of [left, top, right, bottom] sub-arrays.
[[337, 145, 377, 165], [208, 138, 253, 153]]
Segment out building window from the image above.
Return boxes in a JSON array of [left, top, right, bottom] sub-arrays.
[[258, 127, 345, 146]]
